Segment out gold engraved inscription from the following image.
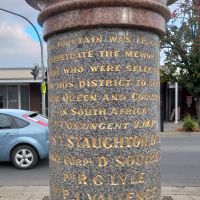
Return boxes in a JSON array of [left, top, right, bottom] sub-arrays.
[[90, 64, 121, 73], [48, 50, 94, 63], [48, 91, 159, 103], [49, 81, 74, 90], [50, 151, 160, 167], [48, 64, 160, 78], [48, 50, 156, 64], [115, 151, 160, 167], [125, 65, 159, 74], [63, 172, 145, 186], [102, 93, 127, 101], [62, 93, 127, 102], [49, 35, 103, 50], [62, 93, 97, 102], [63, 66, 84, 74], [51, 120, 158, 130], [58, 35, 103, 47], [131, 93, 159, 101], [79, 79, 131, 88], [109, 35, 131, 43], [62, 187, 157, 200], [99, 50, 120, 58], [48, 68, 59, 78], [51, 121, 130, 130], [136, 36, 160, 46], [98, 157, 108, 167], [59, 107, 147, 117], [133, 120, 157, 129], [49, 80, 160, 90], [63, 157, 93, 167], [49, 134, 159, 149], [48, 35, 159, 52], [125, 50, 155, 60], [136, 80, 160, 87], [49, 95, 60, 103]]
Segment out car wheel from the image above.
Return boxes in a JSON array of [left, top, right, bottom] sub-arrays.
[[11, 145, 39, 169]]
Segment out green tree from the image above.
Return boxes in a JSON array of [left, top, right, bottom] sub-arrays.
[[161, 0, 200, 120]]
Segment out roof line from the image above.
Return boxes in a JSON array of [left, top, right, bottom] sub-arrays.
[[0, 80, 42, 83]]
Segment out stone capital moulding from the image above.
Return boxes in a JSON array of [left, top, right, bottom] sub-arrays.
[[26, 0, 171, 40]]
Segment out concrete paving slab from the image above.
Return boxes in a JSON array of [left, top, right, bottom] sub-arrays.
[[162, 187, 200, 195], [188, 195, 200, 200], [169, 195, 191, 200], [0, 186, 49, 200], [0, 186, 200, 200]]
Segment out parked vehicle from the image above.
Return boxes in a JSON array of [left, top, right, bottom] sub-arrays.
[[0, 109, 49, 169]]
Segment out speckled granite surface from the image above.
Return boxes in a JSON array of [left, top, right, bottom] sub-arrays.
[[47, 28, 161, 200]]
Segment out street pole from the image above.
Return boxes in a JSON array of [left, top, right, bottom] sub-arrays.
[[160, 84, 164, 132], [175, 82, 179, 123], [0, 8, 46, 116]]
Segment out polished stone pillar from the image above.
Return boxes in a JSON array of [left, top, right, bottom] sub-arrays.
[[26, 1, 170, 199]]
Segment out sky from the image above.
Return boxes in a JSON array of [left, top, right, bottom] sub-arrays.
[[0, 0, 46, 68], [0, 1, 176, 68]]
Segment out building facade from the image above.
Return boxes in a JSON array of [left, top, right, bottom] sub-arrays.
[[0, 68, 42, 113], [1, 68, 196, 118], [161, 82, 196, 121]]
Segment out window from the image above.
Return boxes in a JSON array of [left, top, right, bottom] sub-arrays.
[[20, 85, 30, 110], [13, 116, 29, 128], [0, 86, 7, 108], [0, 114, 12, 129], [8, 86, 18, 109], [0, 85, 30, 110]]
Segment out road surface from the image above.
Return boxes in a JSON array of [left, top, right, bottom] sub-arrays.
[[0, 134, 200, 186]]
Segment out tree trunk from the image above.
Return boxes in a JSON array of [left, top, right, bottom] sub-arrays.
[[195, 97, 200, 121]]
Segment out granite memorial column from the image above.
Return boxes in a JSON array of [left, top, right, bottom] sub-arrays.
[[25, 1, 170, 199]]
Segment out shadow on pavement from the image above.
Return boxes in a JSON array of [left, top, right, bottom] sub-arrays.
[[0, 159, 49, 170]]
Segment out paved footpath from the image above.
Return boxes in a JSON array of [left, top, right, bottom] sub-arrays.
[[0, 186, 200, 200]]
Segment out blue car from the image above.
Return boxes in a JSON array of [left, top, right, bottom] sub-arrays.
[[0, 109, 49, 169]]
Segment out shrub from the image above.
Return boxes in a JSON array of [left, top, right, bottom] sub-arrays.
[[183, 115, 199, 132]]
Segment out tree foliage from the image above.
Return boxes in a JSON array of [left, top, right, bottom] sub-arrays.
[[161, 0, 200, 118]]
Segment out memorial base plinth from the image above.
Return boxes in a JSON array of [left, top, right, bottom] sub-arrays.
[[43, 196, 174, 200]]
